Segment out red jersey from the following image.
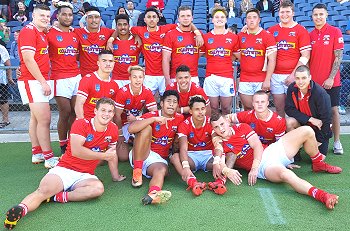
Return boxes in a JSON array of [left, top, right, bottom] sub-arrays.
[[131, 24, 176, 76], [268, 23, 311, 74], [141, 110, 184, 158], [146, 0, 164, 9], [111, 35, 141, 80], [234, 109, 286, 145], [77, 72, 119, 119], [115, 84, 157, 125], [309, 24, 344, 87], [58, 118, 118, 175], [200, 30, 239, 78], [47, 26, 80, 80], [162, 27, 200, 78], [238, 28, 277, 82], [165, 81, 209, 108], [74, 27, 114, 76], [177, 116, 213, 151], [221, 123, 264, 171], [18, 23, 50, 81]]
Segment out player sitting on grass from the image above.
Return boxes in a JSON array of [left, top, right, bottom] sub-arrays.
[[4, 98, 126, 230], [210, 112, 342, 210], [128, 90, 184, 205], [170, 96, 226, 196]]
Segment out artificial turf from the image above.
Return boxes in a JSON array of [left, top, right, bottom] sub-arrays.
[[0, 137, 349, 231]]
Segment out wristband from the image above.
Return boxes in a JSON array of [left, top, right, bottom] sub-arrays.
[[299, 56, 308, 65], [182, 161, 190, 168], [213, 156, 221, 165]]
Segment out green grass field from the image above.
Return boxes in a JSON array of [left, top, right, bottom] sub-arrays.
[[1, 137, 349, 231]]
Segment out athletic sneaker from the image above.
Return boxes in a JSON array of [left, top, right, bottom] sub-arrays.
[[338, 106, 346, 115], [187, 182, 206, 196], [44, 157, 59, 169], [208, 181, 227, 195], [131, 168, 142, 187], [312, 162, 342, 174], [4, 205, 23, 230], [142, 190, 172, 205], [323, 193, 339, 210], [333, 140, 343, 155], [31, 154, 45, 164]]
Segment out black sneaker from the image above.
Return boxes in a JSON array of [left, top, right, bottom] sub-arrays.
[[4, 205, 23, 230]]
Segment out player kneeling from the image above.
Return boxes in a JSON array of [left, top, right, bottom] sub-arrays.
[[210, 113, 341, 210], [4, 98, 125, 230]]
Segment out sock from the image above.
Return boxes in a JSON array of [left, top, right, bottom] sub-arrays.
[[215, 177, 226, 185], [308, 187, 327, 204], [148, 186, 161, 193], [134, 160, 143, 169], [18, 203, 28, 217], [53, 192, 68, 203], [32, 146, 42, 155], [310, 152, 325, 164], [43, 150, 54, 160], [59, 139, 68, 147], [187, 177, 197, 188]]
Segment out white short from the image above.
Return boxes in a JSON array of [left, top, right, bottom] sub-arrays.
[[114, 79, 130, 88], [188, 150, 213, 172], [257, 138, 294, 179], [18, 80, 54, 104], [47, 166, 98, 191], [129, 149, 168, 178], [203, 74, 235, 97], [271, 73, 289, 95], [122, 123, 134, 142], [144, 75, 165, 95], [238, 82, 263, 96], [55, 74, 82, 99]]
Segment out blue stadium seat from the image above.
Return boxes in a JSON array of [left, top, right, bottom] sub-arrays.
[[300, 6, 313, 13], [193, 13, 207, 19], [263, 21, 275, 30], [163, 9, 177, 15], [101, 14, 112, 23], [326, 2, 340, 10], [341, 10, 350, 17], [295, 3, 310, 9], [105, 6, 119, 12], [293, 11, 306, 18], [344, 44, 350, 56], [106, 20, 113, 28], [196, 23, 207, 31], [227, 17, 243, 25], [334, 6, 348, 12], [193, 18, 207, 24], [332, 15, 348, 22], [327, 11, 339, 17], [6, 21, 22, 27], [260, 12, 272, 18], [338, 21, 348, 33], [307, 0, 319, 5], [295, 16, 311, 23], [300, 21, 315, 29], [261, 16, 276, 23]]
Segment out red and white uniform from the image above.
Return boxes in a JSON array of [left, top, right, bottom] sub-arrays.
[[141, 110, 184, 158], [165, 82, 209, 107], [131, 24, 176, 76], [162, 27, 200, 79], [111, 35, 141, 80], [238, 29, 276, 82], [18, 22, 50, 81], [47, 26, 80, 80], [115, 84, 156, 125], [234, 109, 286, 145], [146, 0, 165, 10], [201, 30, 239, 78], [74, 27, 114, 76], [77, 72, 119, 119], [268, 23, 311, 74], [177, 116, 213, 151], [309, 24, 344, 87], [58, 118, 118, 175]]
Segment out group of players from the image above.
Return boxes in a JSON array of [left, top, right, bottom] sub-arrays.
[[3, 0, 345, 229]]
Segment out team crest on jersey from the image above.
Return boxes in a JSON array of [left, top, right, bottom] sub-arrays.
[[144, 32, 150, 38], [91, 146, 101, 152], [83, 34, 88, 40], [177, 36, 183, 42], [122, 86, 127, 92], [109, 89, 115, 95], [99, 35, 106, 40], [104, 136, 112, 142], [250, 123, 256, 129], [267, 128, 273, 133], [160, 33, 166, 38], [113, 44, 119, 50], [189, 132, 194, 138], [73, 37, 77, 42], [226, 38, 232, 44], [155, 124, 161, 131], [126, 99, 131, 105], [86, 134, 94, 142], [323, 35, 330, 41], [56, 35, 63, 42], [273, 31, 278, 37], [256, 38, 262, 44], [130, 45, 137, 50], [95, 84, 101, 92], [289, 32, 296, 37], [241, 37, 246, 43], [226, 143, 234, 149], [208, 38, 214, 44], [172, 126, 177, 131]]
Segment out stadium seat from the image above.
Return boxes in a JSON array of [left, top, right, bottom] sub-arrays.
[[193, 13, 207, 19], [332, 15, 348, 23], [343, 35, 350, 43], [198, 56, 207, 66], [163, 9, 177, 15], [261, 16, 276, 24], [228, 17, 243, 25], [106, 20, 113, 28], [327, 11, 339, 17], [295, 16, 311, 23], [293, 11, 306, 18], [193, 18, 207, 24], [334, 6, 348, 12], [263, 21, 275, 30], [105, 6, 119, 12], [300, 21, 315, 30], [344, 44, 350, 55], [260, 12, 272, 18], [6, 21, 22, 27], [326, 2, 340, 10], [307, 0, 319, 5], [342, 54, 350, 61]]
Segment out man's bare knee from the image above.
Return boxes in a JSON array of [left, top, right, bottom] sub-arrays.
[[89, 181, 105, 198]]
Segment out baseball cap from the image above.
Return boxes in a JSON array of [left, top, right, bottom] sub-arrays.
[[12, 26, 23, 33]]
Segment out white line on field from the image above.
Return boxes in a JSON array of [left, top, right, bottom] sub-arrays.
[[257, 188, 286, 225]]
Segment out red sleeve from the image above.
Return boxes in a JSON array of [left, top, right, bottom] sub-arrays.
[[141, 111, 157, 119], [162, 31, 173, 52], [275, 117, 287, 135], [161, 24, 177, 32], [333, 27, 344, 50], [232, 34, 240, 53], [265, 31, 276, 49], [70, 119, 89, 137], [19, 27, 37, 52], [77, 76, 91, 99], [131, 26, 143, 36], [145, 89, 157, 109], [238, 123, 256, 140], [114, 87, 127, 110], [109, 123, 119, 145], [177, 120, 189, 137], [236, 111, 246, 123], [298, 26, 311, 52]]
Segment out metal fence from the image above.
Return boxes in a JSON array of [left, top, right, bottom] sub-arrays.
[[1, 61, 349, 132]]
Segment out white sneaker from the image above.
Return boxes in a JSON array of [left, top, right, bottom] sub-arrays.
[[333, 141, 343, 155], [338, 106, 346, 115], [44, 157, 60, 169], [32, 154, 45, 164]]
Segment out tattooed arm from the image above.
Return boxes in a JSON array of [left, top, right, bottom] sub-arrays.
[[323, 49, 343, 89]]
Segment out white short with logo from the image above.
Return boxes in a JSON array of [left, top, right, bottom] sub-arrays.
[[271, 73, 289, 94], [114, 79, 130, 88], [203, 74, 235, 97], [257, 138, 294, 180], [18, 80, 54, 104], [55, 74, 82, 99], [144, 75, 165, 95], [122, 123, 135, 142], [188, 150, 213, 172], [238, 82, 263, 95], [47, 166, 98, 191], [129, 149, 168, 178]]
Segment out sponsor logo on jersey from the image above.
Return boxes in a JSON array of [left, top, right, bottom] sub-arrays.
[[189, 132, 194, 138], [130, 45, 137, 50], [323, 35, 330, 41], [40, 48, 49, 54], [86, 134, 94, 141], [289, 31, 296, 37], [91, 146, 101, 152], [95, 84, 100, 92], [208, 38, 214, 44], [56, 35, 63, 42], [177, 36, 183, 42], [82, 44, 105, 54], [114, 54, 137, 64], [99, 35, 106, 40], [273, 31, 278, 37], [57, 46, 78, 56], [193, 141, 206, 148], [144, 32, 149, 39], [225, 38, 232, 44], [241, 48, 263, 57], [256, 38, 262, 44], [83, 34, 88, 40], [176, 45, 199, 55], [104, 136, 112, 142], [276, 40, 296, 50], [89, 97, 100, 104], [144, 43, 162, 52], [113, 44, 119, 50], [126, 99, 131, 105], [241, 37, 246, 43], [153, 136, 171, 146], [208, 47, 231, 57]]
